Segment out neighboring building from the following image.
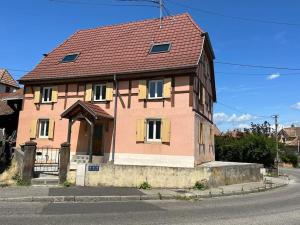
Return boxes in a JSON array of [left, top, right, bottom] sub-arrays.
[[0, 89, 23, 137], [278, 125, 300, 153], [0, 69, 19, 93], [0, 69, 22, 137], [17, 13, 217, 168]]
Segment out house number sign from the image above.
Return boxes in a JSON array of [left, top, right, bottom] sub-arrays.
[[88, 164, 100, 171]]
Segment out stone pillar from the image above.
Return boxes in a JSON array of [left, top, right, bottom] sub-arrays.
[[59, 142, 70, 183], [22, 141, 37, 182]]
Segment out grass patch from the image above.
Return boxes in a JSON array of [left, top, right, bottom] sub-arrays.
[[12, 174, 30, 186], [0, 159, 18, 186], [139, 181, 151, 190], [194, 179, 208, 191], [62, 180, 74, 187], [175, 195, 196, 201]]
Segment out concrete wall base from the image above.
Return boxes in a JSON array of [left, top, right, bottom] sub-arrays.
[[67, 161, 263, 188]]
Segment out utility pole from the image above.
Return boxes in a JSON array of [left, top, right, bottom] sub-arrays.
[[272, 115, 279, 176]]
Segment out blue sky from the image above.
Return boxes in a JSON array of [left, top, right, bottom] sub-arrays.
[[1, 0, 300, 131]]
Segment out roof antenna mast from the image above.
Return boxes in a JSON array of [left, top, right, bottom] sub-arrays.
[[159, 0, 163, 28]]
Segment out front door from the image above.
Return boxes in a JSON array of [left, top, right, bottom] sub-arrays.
[[92, 124, 103, 156]]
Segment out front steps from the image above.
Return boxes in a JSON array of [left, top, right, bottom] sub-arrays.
[[71, 155, 90, 164], [32, 173, 59, 186]]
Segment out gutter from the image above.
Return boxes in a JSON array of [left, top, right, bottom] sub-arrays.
[[111, 74, 118, 163], [18, 65, 198, 85]]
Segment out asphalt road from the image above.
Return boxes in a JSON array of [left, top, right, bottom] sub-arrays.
[[0, 168, 299, 225]]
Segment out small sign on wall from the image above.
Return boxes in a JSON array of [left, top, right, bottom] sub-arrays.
[[87, 164, 100, 171]]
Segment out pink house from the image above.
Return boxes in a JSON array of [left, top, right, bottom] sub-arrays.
[[17, 13, 216, 168]]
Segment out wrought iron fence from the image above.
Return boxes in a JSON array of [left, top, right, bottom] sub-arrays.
[[34, 147, 60, 175]]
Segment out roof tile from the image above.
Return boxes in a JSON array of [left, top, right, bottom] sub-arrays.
[[20, 13, 204, 82], [0, 69, 19, 88]]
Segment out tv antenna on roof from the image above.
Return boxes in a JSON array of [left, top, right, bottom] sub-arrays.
[[116, 0, 168, 28], [159, 0, 163, 28]]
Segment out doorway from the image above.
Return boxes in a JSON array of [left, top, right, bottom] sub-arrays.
[[92, 123, 104, 156]]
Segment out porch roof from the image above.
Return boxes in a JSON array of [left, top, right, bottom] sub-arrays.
[[61, 100, 113, 120]]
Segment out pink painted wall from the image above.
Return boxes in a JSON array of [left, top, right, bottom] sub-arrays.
[[17, 75, 214, 165]]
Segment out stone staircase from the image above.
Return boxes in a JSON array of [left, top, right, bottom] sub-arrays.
[[70, 155, 90, 170], [71, 155, 90, 164], [31, 173, 59, 186]]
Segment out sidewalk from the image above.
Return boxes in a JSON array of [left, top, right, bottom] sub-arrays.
[[0, 176, 289, 203]]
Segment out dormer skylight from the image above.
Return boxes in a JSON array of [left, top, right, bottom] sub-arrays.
[[149, 43, 171, 54], [61, 53, 79, 63]]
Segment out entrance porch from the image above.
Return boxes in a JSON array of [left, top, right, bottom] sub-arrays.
[[61, 100, 114, 164]]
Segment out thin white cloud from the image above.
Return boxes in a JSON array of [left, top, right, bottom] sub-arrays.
[[267, 73, 280, 80], [291, 102, 300, 110], [237, 123, 251, 129], [214, 112, 256, 123]]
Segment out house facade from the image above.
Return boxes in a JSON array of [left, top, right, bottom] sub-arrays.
[[17, 13, 216, 168], [278, 125, 300, 153]]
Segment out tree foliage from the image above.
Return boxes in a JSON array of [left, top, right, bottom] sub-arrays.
[[216, 122, 277, 167]]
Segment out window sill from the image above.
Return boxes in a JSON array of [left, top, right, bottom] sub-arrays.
[[93, 100, 107, 102], [38, 136, 49, 139], [145, 140, 162, 144], [92, 100, 108, 104], [38, 102, 54, 105], [147, 97, 164, 101]]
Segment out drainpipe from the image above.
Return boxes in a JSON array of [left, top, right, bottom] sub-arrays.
[[111, 74, 118, 163]]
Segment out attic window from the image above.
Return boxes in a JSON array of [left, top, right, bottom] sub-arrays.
[[61, 53, 79, 63], [149, 43, 171, 54]]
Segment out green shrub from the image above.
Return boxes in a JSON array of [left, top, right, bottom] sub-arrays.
[[12, 174, 30, 186], [139, 181, 151, 189], [194, 179, 208, 190], [280, 151, 298, 167], [62, 180, 73, 187], [215, 134, 276, 167]]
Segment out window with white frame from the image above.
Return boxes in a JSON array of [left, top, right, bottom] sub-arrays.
[[93, 84, 106, 101], [42, 87, 52, 103], [147, 119, 161, 142], [39, 119, 49, 138], [148, 80, 163, 99]]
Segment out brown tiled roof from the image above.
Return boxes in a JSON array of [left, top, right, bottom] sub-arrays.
[[282, 127, 300, 138], [0, 69, 19, 88], [20, 13, 205, 82], [0, 101, 14, 116], [0, 89, 23, 100], [61, 100, 113, 119]]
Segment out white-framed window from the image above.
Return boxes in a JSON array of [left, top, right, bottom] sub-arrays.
[[93, 84, 106, 101], [39, 119, 49, 138], [42, 87, 52, 103], [147, 119, 161, 142], [148, 80, 163, 99]]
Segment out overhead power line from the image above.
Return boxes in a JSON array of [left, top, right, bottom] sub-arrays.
[[216, 71, 300, 76], [166, 0, 300, 27], [49, 0, 159, 8], [215, 71, 300, 77], [215, 61, 300, 71], [217, 101, 271, 119]]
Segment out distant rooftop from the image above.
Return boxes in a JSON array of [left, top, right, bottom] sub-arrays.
[[0, 69, 19, 88]]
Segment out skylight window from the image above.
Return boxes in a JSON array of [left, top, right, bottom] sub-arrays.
[[149, 43, 171, 54], [61, 53, 79, 63]]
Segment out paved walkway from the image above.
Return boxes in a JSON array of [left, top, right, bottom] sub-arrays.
[[0, 176, 289, 202]]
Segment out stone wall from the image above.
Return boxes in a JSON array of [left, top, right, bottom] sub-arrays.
[[14, 148, 24, 177], [68, 161, 263, 188]]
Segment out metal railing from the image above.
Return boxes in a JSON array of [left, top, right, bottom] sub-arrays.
[[34, 147, 60, 175]]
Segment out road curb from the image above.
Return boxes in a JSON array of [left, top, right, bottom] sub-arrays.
[[0, 182, 288, 203]]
